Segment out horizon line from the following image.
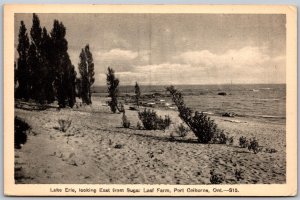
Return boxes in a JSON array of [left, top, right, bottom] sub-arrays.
[[92, 83, 286, 87]]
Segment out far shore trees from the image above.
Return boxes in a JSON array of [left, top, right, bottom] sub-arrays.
[[78, 44, 95, 105], [106, 67, 119, 113], [134, 82, 141, 107]]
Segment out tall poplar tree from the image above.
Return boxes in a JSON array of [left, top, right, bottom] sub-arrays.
[[50, 20, 76, 108], [106, 67, 119, 113], [29, 13, 47, 104], [16, 21, 30, 100], [41, 27, 55, 103], [78, 44, 95, 104], [134, 82, 141, 107]]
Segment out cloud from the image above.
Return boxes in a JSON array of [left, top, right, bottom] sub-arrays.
[[176, 46, 271, 68], [87, 46, 286, 85], [97, 48, 138, 61]]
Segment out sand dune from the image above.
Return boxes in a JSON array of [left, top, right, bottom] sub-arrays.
[[15, 97, 286, 184]]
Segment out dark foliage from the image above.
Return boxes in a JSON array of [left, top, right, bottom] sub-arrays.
[[134, 82, 141, 107], [239, 136, 249, 148], [248, 137, 261, 154], [175, 123, 189, 137], [211, 131, 234, 145], [15, 21, 30, 100], [58, 119, 72, 132], [106, 67, 119, 113], [166, 85, 221, 143], [15, 117, 30, 149], [210, 169, 225, 184], [15, 14, 76, 108], [29, 14, 48, 104], [234, 168, 244, 181], [78, 44, 95, 104], [51, 19, 76, 108], [138, 109, 171, 130], [41, 27, 55, 103], [122, 112, 131, 128]]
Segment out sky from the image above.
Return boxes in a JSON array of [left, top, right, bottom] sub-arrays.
[[15, 13, 286, 86]]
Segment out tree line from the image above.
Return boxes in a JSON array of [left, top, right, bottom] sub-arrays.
[[15, 14, 95, 108]]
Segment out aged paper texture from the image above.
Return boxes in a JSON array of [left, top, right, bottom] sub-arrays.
[[4, 4, 297, 196]]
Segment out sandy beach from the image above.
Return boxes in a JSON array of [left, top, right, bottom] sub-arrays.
[[14, 96, 286, 185]]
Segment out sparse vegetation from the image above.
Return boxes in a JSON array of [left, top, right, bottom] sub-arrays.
[[15, 117, 30, 149], [78, 44, 95, 105], [234, 168, 244, 181], [264, 148, 277, 153], [106, 67, 120, 113], [248, 137, 261, 154], [209, 169, 225, 184], [166, 86, 222, 143], [137, 121, 142, 130], [58, 119, 72, 132], [211, 131, 234, 145], [138, 109, 171, 130], [175, 123, 189, 137], [134, 82, 141, 107], [122, 112, 130, 128], [239, 136, 249, 148]]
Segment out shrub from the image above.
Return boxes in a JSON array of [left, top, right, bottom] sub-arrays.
[[210, 169, 225, 184], [15, 117, 30, 149], [239, 136, 249, 148], [122, 112, 130, 128], [248, 137, 261, 154], [226, 135, 234, 145], [58, 119, 72, 132], [175, 123, 189, 137], [212, 131, 234, 145], [264, 148, 277, 153], [138, 109, 171, 130], [166, 86, 221, 143], [234, 168, 244, 181], [118, 102, 125, 113]]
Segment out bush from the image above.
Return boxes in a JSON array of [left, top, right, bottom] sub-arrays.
[[167, 86, 221, 143], [248, 137, 261, 154], [118, 102, 125, 113], [212, 131, 234, 145], [175, 123, 189, 137], [122, 113, 130, 128], [58, 119, 72, 132], [226, 135, 234, 145], [234, 168, 244, 181], [138, 109, 171, 130], [264, 148, 277, 153], [239, 136, 249, 148], [15, 117, 30, 149], [209, 169, 225, 184]]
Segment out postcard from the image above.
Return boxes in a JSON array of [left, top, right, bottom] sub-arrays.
[[4, 4, 297, 196]]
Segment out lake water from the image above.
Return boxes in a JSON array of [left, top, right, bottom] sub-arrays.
[[93, 84, 286, 124]]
